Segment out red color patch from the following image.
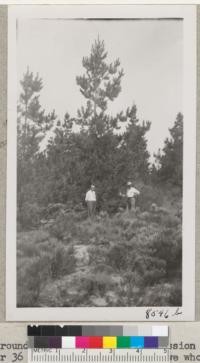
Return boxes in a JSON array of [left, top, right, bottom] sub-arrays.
[[89, 336, 103, 348]]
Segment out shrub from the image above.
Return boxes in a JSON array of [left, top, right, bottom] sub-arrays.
[[107, 244, 129, 271], [140, 282, 182, 306], [138, 185, 164, 211], [49, 213, 77, 240], [20, 242, 40, 258], [17, 255, 50, 307], [50, 244, 76, 278], [18, 202, 42, 230], [150, 227, 182, 272]]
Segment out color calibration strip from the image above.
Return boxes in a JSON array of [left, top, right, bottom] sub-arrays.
[[28, 325, 168, 349], [29, 335, 168, 349]]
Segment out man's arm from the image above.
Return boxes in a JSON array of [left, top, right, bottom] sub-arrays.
[[85, 191, 89, 201], [133, 187, 140, 195], [119, 191, 126, 197]]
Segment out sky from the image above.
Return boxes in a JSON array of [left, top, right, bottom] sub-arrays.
[[17, 18, 183, 158]]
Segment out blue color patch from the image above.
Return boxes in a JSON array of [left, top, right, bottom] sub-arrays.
[[130, 336, 144, 348], [144, 336, 158, 348]]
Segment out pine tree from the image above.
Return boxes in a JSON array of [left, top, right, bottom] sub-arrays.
[[76, 37, 124, 135], [155, 112, 183, 187], [117, 104, 151, 184], [70, 38, 151, 210], [19, 68, 44, 133], [17, 68, 56, 224]]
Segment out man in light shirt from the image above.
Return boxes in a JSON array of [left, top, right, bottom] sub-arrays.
[[126, 181, 140, 211], [85, 184, 96, 218]]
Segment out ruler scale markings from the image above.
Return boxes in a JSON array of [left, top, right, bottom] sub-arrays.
[[28, 349, 170, 363]]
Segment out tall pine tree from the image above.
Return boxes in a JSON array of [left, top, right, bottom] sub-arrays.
[[76, 37, 124, 136], [155, 112, 183, 187], [18, 68, 56, 224]]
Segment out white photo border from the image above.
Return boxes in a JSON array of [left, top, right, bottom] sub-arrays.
[[6, 4, 196, 321]]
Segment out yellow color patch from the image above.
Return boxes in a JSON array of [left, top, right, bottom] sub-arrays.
[[103, 336, 117, 349]]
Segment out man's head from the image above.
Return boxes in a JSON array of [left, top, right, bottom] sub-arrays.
[[127, 181, 132, 187], [91, 184, 95, 191]]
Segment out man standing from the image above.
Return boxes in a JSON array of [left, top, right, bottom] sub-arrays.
[[85, 184, 96, 219], [126, 181, 140, 211]]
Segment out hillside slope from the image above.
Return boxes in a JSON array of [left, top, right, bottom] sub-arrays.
[[17, 204, 182, 308]]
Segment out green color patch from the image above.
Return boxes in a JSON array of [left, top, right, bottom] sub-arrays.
[[117, 336, 131, 348]]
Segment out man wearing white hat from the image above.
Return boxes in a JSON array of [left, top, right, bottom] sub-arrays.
[[126, 181, 140, 211], [85, 184, 96, 218]]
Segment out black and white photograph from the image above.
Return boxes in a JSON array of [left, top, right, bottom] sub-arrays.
[[6, 5, 196, 321]]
